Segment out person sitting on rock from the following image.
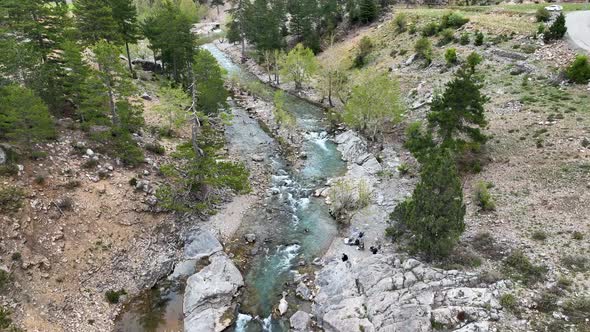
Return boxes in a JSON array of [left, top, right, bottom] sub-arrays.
[[342, 253, 348, 262]]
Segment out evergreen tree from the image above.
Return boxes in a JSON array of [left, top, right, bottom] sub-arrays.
[[142, 3, 195, 84], [358, 0, 378, 23], [192, 49, 229, 115], [244, 0, 285, 52], [154, 86, 191, 133], [288, 0, 320, 52], [392, 149, 465, 259], [427, 57, 489, 152], [0, 85, 55, 148], [111, 0, 141, 73], [227, 0, 251, 59], [543, 13, 567, 42], [74, 0, 121, 44], [211, 0, 225, 15]]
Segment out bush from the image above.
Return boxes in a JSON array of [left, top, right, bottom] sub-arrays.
[[0, 270, 9, 292], [566, 55, 590, 84], [544, 13, 567, 42], [472, 232, 504, 259], [330, 179, 371, 220], [34, 174, 46, 185], [0, 186, 24, 213], [393, 13, 408, 32], [353, 36, 373, 68], [445, 48, 458, 65], [531, 230, 547, 241], [64, 180, 81, 189], [105, 289, 127, 304], [415, 37, 433, 65], [474, 181, 495, 211], [537, 290, 559, 313], [409, 23, 417, 35], [421, 22, 439, 37], [0, 163, 18, 177], [474, 31, 484, 46], [397, 163, 410, 176], [535, 8, 550, 22], [440, 12, 469, 29], [572, 231, 584, 240], [563, 297, 590, 323], [459, 32, 470, 45], [145, 142, 165, 155], [503, 250, 547, 285], [0, 306, 12, 329], [500, 293, 517, 312], [438, 28, 455, 46], [561, 255, 588, 272]]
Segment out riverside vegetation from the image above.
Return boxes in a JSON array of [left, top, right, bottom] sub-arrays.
[[2, 0, 590, 331]]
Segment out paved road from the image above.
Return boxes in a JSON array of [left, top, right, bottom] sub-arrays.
[[566, 10, 590, 53]]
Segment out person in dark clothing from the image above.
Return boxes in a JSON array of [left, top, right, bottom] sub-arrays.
[[358, 232, 364, 238], [342, 253, 348, 262], [370, 246, 378, 254]]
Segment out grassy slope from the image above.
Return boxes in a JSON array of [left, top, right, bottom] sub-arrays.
[[318, 5, 590, 330]]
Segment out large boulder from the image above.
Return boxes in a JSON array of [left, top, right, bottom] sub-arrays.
[[183, 253, 244, 332], [183, 229, 223, 260], [334, 130, 367, 162], [290, 311, 312, 331]]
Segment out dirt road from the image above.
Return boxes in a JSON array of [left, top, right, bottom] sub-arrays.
[[566, 10, 590, 52]]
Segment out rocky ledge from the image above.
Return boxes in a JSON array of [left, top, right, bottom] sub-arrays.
[[313, 254, 506, 332]]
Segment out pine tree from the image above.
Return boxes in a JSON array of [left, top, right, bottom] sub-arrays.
[[192, 49, 228, 115], [287, 0, 320, 52], [358, 0, 378, 23], [75, 0, 121, 45], [543, 13, 567, 42], [392, 149, 465, 259], [0, 85, 55, 149], [211, 0, 225, 15], [244, 0, 285, 52], [110, 0, 141, 73], [142, 3, 195, 84], [427, 57, 489, 152]]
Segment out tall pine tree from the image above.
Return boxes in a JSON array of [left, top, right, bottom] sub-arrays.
[[75, 0, 120, 45], [392, 149, 465, 259], [111, 0, 141, 73]]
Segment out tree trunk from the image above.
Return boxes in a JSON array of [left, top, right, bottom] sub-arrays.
[[189, 63, 203, 158], [125, 42, 134, 75], [328, 74, 334, 107], [99, 63, 119, 126]]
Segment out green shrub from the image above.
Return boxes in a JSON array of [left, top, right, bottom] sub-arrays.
[[500, 293, 517, 312], [64, 180, 81, 189], [145, 142, 165, 155], [105, 289, 127, 304], [397, 163, 410, 176], [0, 306, 12, 329], [563, 297, 590, 323], [82, 159, 99, 169], [535, 8, 550, 22], [353, 36, 373, 68], [29, 150, 47, 160], [440, 12, 469, 29], [414, 37, 433, 65], [531, 230, 547, 241], [0, 270, 9, 292], [421, 22, 439, 37], [572, 231, 584, 240], [0, 186, 24, 213], [537, 290, 559, 313], [438, 28, 455, 46], [459, 32, 470, 45], [503, 250, 547, 285], [11, 252, 21, 261], [561, 255, 588, 272], [544, 13, 567, 42], [34, 174, 46, 185], [408, 23, 417, 35], [474, 31, 484, 46], [557, 275, 573, 289], [445, 48, 458, 65], [472, 232, 504, 259], [566, 55, 590, 84], [393, 13, 408, 32], [0, 164, 18, 177], [474, 181, 495, 211]]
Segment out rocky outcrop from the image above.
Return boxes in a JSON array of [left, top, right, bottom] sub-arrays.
[[183, 228, 223, 260], [334, 130, 382, 176], [313, 255, 504, 332], [183, 252, 244, 332], [290, 310, 312, 331], [0, 145, 6, 165]]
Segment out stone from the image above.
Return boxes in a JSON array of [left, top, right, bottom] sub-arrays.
[[278, 295, 288, 316], [290, 311, 312, 331], [86, 149, 94, 156], [334, 130, 368, 162], [141, 93, 152, 101], [0, 146, 6, 165], [183, 229, 223, 260], [491, 48, 527, 61], [251, 154, 264, 162], [405, 53, 417, 66], [244, 233, 256, 243], [296, 282, 312, 300], [183, 253, 243, 332]]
